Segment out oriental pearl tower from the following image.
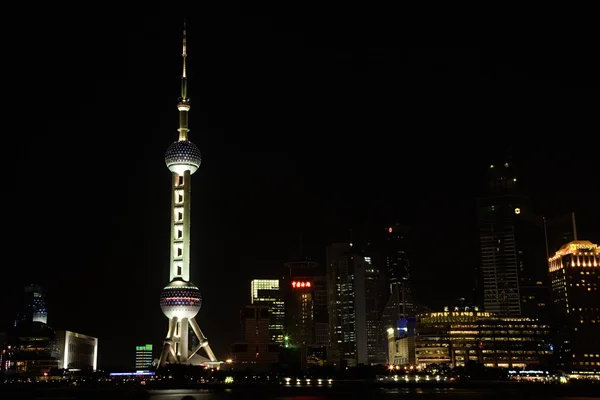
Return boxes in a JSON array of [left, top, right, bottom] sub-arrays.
[[158, 23, 217, 366]]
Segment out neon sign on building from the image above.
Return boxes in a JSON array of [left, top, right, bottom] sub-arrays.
[[291, 281, 311, 289]]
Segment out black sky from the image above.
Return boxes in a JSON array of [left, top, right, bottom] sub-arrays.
[[2, 8, 598, 368]]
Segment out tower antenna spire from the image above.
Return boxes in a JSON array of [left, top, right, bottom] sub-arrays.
[[181, 20, 188, 100], [176, 20, 191, 141]]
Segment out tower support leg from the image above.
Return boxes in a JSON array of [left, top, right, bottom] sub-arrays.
[[189, 318, 217, 362], [159, 317, 178, 366]]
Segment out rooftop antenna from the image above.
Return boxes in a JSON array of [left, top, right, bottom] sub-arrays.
[[572, 212, 578, 241]]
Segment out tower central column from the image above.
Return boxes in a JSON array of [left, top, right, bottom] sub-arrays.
[[170, 170, 192, 281]]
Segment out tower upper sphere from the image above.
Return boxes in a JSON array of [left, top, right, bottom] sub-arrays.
[[165, 140, 202, 174]]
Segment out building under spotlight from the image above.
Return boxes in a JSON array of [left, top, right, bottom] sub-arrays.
[[56, 330, 98, 371], [548, 239, 599, 373]]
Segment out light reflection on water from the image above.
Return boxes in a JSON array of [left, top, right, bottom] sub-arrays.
[[144, 386, 594, 400], [144, 387, 485, 400]]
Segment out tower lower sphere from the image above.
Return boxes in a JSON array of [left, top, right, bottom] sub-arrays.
[[160, 278, 202, 320], [158, 278, 215, 365]]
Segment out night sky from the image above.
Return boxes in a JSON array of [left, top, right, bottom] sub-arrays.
[[2, 9, 597, 368]]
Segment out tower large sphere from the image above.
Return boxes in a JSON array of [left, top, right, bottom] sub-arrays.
[[160, 278, 202, 319], [165, 140, 202, 174]]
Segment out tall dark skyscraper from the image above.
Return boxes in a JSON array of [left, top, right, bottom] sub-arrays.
[[326, 243, 371, 367], [381, 224, 415, 324], [384, 224, 412, 294], [476, 160, 549, 318], [21, 285, 48, 325]]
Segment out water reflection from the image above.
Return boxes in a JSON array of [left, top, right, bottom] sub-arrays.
[[147, 389, 218, 400], [145, 386, 593, 400]]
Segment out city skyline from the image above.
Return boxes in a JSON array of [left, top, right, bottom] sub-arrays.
[[2, 13, 597, 368]]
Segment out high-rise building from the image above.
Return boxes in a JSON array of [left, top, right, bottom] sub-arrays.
[[363, 256, 387, 365], [283, 260, 328, 366], [548, 239, 600, 372], [377, 224, 416, 366], [135, 344, 153, 370], [158, 24, 217, 366], [286, 278, 315, 346], [326, 243, 368, 367], [250, 279, 285, 343], [384, 224, 411, 295], [21, 285, 48, 325], [284, 260, 328, 345], [476, 160, 548, 318], [379, 225, 414, 317], [231, 305, 279, 366]]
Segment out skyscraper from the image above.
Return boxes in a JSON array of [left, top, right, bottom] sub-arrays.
[[476, 160, 548, 317], [22, 285, 47, 325], [363, 255, 387, 365], [158, 23, 217, 366], [384, 224, 412, 294], [326, 243, 369, 367], [250, 279, 285, 343], [380, 224, 416, 365], [548, 239, 600, 372], [282, 260, 329, 366]]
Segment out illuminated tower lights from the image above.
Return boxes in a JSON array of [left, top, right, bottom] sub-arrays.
[[158, 23, 217, 366]]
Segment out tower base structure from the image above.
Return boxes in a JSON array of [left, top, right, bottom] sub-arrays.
[[158, 316, 217, 366]]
